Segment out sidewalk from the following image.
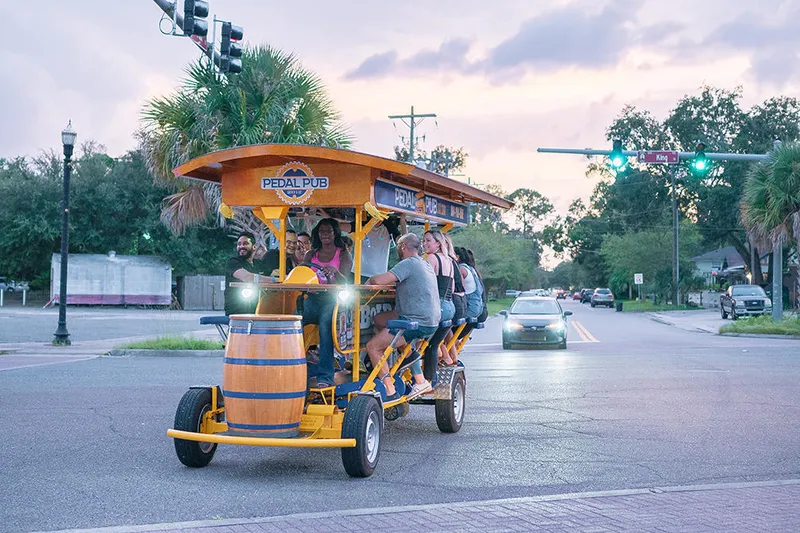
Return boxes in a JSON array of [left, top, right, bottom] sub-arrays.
[[45, 479, 800, 533], [645, 310, 721, 334]]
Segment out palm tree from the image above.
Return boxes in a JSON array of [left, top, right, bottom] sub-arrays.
[[740, 142, 800, 318], [139, 45, 353, 237]]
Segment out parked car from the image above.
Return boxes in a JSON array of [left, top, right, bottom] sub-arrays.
[[572, 291, 581, 300], [579, 288, 593, 303], [720, 284, 771, 319], [505, 290, 521, 298], [0, 277, 28, 292], [500, 296, 572, 350], [590, 288, 614, 308]]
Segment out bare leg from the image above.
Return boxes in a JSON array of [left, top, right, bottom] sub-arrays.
[[366, 328, 407, 396]]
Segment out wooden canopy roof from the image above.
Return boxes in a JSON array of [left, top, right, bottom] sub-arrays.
[[173, 144, 512, 209]]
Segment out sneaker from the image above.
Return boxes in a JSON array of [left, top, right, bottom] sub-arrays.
[[385, 391, 401, 402], [398, 349, 422, 372], [406, 380, 433, 400], [315, 380, 333, 389]]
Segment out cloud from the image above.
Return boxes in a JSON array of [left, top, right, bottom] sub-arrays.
[[344, 1, 692, 81], [699, 5, 800, 85], [345, 39, 472, 80]]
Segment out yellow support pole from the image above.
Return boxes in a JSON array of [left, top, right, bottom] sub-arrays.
[[352, 209, 363, 382], [278, 212, 287, 282], [166, 429, 356, 448]]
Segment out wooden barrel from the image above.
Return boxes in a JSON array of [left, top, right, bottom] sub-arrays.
[[223, 314, 307, 437]]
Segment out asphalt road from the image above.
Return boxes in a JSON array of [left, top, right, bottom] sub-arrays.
[[1, 300, 799, 532]]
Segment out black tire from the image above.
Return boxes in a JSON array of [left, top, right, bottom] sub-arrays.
[[173, 388, 217, 468], [731, 308, 738, 320], [435, 372, 466, 433], [590, 302, 596, 308], [341, 395, 382, 477], [558, 341, 567, 350], [720, 305, 728, 319], [502, 337, 512, 350]]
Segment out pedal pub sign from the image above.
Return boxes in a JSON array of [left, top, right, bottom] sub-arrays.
[[373, 179, 469, 225]]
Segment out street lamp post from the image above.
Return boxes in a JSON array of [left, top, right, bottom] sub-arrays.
[[53, 121, 77, 346]]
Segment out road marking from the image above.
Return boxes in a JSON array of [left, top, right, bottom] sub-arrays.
[[572, 320, 599, 343], [571, 321, 588, 341]]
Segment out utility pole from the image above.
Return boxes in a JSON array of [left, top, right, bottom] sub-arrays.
[[670, 165, 679, 305], [388, 106, 436, 163]]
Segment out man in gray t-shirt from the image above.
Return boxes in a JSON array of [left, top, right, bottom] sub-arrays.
[[365, 233, 441, 399]]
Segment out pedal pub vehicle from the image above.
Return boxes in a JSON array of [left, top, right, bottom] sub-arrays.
[[166, 144, 511, 477]]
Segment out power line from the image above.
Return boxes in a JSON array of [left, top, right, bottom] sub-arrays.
[[388, 106, 436, 163]]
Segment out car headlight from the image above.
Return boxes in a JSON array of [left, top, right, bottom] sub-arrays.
[[734, 300, 745, 308], [504, 321, 523, 331], [765, 298, 772, 307], [545, 322, 565, 332]]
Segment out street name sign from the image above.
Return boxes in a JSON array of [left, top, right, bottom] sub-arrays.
[[637, 150, 679, 164], [634, 273, 644, 285]]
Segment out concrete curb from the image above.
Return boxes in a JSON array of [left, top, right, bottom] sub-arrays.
[[40, 478, 800, 533], [107, 349, 224, 358], [718, 332, 800, 340]]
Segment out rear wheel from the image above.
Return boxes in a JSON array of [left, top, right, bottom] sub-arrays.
[[720, 305, 728, 319], [731, 308, 738, 320], [591, 302, 596, 308], [173, 388, 217, 468], [436, 372, 465, 433], [341, 395, 382, 477]]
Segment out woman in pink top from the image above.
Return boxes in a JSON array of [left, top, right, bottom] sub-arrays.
[[301, 218, 352, 388], [303, 218, 353, 282]]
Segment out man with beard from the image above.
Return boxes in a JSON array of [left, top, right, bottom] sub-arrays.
[[224, 232, 273, 316]]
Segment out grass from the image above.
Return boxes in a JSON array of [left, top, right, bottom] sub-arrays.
[[619, 300, 697, 313], [719, 314, 800, 336], [488, 297, 516, 316], [118, 336, 224, 350]]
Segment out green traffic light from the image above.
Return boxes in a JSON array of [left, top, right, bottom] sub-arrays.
[[695, 159, 706, 171], [612, 156, 625, 168]]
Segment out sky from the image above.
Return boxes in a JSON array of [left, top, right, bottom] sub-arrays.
[[2, 0, 798, 240]]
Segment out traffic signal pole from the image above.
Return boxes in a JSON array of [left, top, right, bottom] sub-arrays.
[[538, 142, 782, 312], [152, 0, 221, 65]]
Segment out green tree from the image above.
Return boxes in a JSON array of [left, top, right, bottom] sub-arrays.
[[394, 144, 468, 176], [599, 225, 701, 302], [0, 145, 234, 290], [140, 45, 352, 235], [741, 142, 800, 315]]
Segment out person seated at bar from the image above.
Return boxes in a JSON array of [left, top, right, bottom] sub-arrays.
[[263, 229, 300, 277], [365, 233, 440, 401], [224, 232, 274, 316], [301, 219, 353, 388]]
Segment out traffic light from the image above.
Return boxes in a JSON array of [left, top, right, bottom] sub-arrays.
[[690, 142, 710, 175], [220, 22, 244, 73], [182, 0, 209, 37], [609, 139, 627, 170]]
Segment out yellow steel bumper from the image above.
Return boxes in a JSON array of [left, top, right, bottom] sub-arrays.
[[167, 429, 356, 448]]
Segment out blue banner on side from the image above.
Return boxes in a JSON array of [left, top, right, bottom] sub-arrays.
[[374, 180, 469, 225]]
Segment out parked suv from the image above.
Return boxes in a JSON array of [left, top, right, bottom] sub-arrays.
[[720, 284, 771, 319], [591, 288, 614, 308]]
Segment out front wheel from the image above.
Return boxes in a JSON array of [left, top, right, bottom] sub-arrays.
[[436, 372, 466, 433], [173, 388, 217, 468], [720, 305, 728, 319], [558, 341, 567, 350], [590, 302, 596, 308], [341, 395, 382, 477], [502, 338, 512, 350]]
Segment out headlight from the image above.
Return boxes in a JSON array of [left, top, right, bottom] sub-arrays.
[[765, 298, 772, 307], [734, 300, 744, 308], [545, 322, 565, 331], [241, 286, 255, 299], [337, 287, 355, 303], [504, 321, 523, 331]]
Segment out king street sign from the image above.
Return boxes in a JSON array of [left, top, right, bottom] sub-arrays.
[[637, 150, 679, 164]]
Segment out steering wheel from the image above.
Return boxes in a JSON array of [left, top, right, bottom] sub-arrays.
[[298, 262, 334, 284]]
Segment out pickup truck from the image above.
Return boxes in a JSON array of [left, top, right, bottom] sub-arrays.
[[720, 284, 771, 319]]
